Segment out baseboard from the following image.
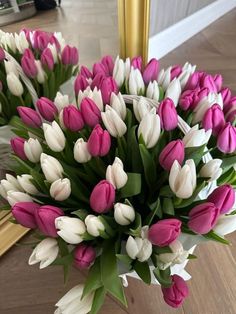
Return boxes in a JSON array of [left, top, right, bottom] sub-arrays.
[[149, 0, 236, 60]]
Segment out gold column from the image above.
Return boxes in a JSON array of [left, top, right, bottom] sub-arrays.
[[118, 0, 150, 64]]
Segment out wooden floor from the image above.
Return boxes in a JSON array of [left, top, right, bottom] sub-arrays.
[[1, 2, 236, 313]]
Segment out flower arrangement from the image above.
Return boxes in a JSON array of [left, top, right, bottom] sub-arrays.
[[0, 53, 235, 314]]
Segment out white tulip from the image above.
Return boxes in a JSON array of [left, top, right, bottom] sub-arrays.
[[110, 92, 126, 120], [169, 159, 197, 199], [17, 174, 39, 195], [165, 78, 181, 106], [183, 125, 212, 148], [15, 31, 29, 53], [54, 284, 94, 314], [40, 153, 64, 183], [87, 87, 103, 111], [178, 62, 196, 89], [138, 108, 161, 148], [77, 87, 90, 107], [125, 57, 131, 80], [4, 60, 18, 77], [214, 214, 236, 236], [133, 97, 153, 122], [53, 32, 66, 50], [50, 178, 71, 201], [1, 32, 16, 53], [74, 138, 91, 163], [28, 238, 59, 269], [35, 60, 46, 83], [146, 80, 160, 101], [55, 217, 86, 244], [113, 56, 125, 88], [85, 215, 105, 237], [43, 122, 66, 152], [129, 67, 145, 95], [54, 92, 70, 112], [182, 62, 196, 73], [101, 105, 127, 137], [200, 159, 222, 181], [0, 174, 23, 199], [126, 236, 152, 262], [47, 43, 58, 62], [106, 157, 128, 189], [7, 73, 23, 96], [7, 190, 33, 206], [114, 203, 135, 225], [24, 138, 43, 163], [158, 66, 171, 90]]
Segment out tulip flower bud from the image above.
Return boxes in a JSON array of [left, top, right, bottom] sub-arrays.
[[143, 58, 159, 84], [207, 185, 235, 214], [80, 65, 93, 79], [101, 105, 127, 137], [87, 124, 111, 157], [170, 65, 182, 80], [184, 72, 201, 90], [129, 67, 145, 95], [110, 92, 127, 120], [11, 137, 27, 160], [31, 30, 50, 50], [93, 62, 107, 77], [126, 236, 152, 262], [47, 43, 58, 63], [133, 97, 152, 122], [221, 87, 232, 106], [217, 123, 236, 153], [4, 60, 19, 77], [114, 202, 135, 225], [74, 138, 92, 163], [146, 80, 160, 101], [43, 121, 66, 152], [35, 60, 46, 83], [74, 244, 96, 269], [213, 74, 223, 92], [91, 72, 105, 90], [86, 87, 104, 111], [24, 138, 43, 163], [41, 47, 54, 70], [169, 159, 196, 199], [0, 47, 5, 61], [183, 125, 212, 148], [28, 238, 59, 269], [54, 92, 70, 112], [225, 104, 236, 123], [7, 191, 33, 207], [12, 202, 40, 228], [138, 108, 161, 148], [101, 55, 114, 76], [148, 219, 181, 247], [36, 97, 58, 121], [17, 107, 42, 128], [179, 89, 197, 111], [165, 78, 181, 106], [90, 180, 115, 213], [0, 174, 23, 199], [35, 205, 64, 237], [224, 95, 236, 113], [80, 97, 101, 127], [61, 45, 79, 65], [131, 56, 142, 71], [158, 98, 178, 131], [55, 216, 86, 244], [201, 74, 217, 93], [62, 105, 84, 132], [113, 56, 125, 88], [199, 159, 222, 182], [21, 56, 38, 78], [85, 214, 105, 237], [159, 140, 185, 171], [162, 275, 189, 308], [214, 214, 236, 236], [50, 178, 71, 201], [100, 76, 118, 104], [188, 202, 220, 234], [40, 153, 64, 183], [202, 104, 225, 136], [74, 74, 89, 95], [106, 157, 128, 189], [179, 63, 197, 89], [7, 73, 24, 96], [17, 174, 39, 195]]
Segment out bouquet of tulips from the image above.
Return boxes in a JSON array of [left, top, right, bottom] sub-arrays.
[[0, 48, 236, 313], [0, 29, 79, 125]]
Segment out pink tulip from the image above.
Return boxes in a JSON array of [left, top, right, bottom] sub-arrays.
[[162, 275, 189, 308], [213, 74, 223, 92], [131, 56, 142, 71], [221, 87, 232, 106], [41, 47, 54, 70], [201, 74, 217, 93], [10, 137, 27, 160], [21, 56, 38, 78], [17, 106, 42, 128], [21, 28, 31, 41], [23, 48, 35, 60], [80, 97, 101, 127], [179, 89, 197, 110], [100, 76, 118, 104], [224, 96, 236, 113], [93, 62, 107, 77], [170, 65, 182, 80], [159, 140, 185, 171], [0, 47, 5, 61], [101, 55, 114, 76], [49, 35, 60, 51], [90, 180, 115, 213], [148, 219, 182, 247], [217, 123, 236, 153], [36, 97, 58, 121], [207, 185, 235, 214], [74, 74, 89, 95], [225, 106, 236, 123], [91, 73, 105, 90], [12, 202, 40, 228], [74, 244, 96, 269], [61, 45, 79, 65], [202, 104, 225, 136], [188, 202, 220, 234], [143, 58, 159, 84], [184, 72, 201, 90], [35, 205, 64, 237], [87, 124, 111, 157], [80, 65, 93, 79], [63, 105, 84, 132], [32, 30, 50, 51], [158, 98, 178, 131]]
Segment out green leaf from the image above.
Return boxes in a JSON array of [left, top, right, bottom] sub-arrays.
[[162, 198, 175, 216], [90, 287, 106, 314], [127, 126, 142, 172], [57, 238, 71, 283], [139, 144, 157, 186], [153, 246, 172, 254], [133, 260, 151, 285], [82, 258, 102, 299], [185, 144, 206, 166], [153, 267, 172, 288], [100, 241, 127, 307], [145, 198, 162, 225], [120, 172, 141, 198], [188, 254, 197, 259], [129, 213, 142, 237], [72, 209, 88, 221], [204, 230, 230, 245], [159, 186, 174, 197], [221, 156, 236, 171], [116, 254, 132, 267]]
